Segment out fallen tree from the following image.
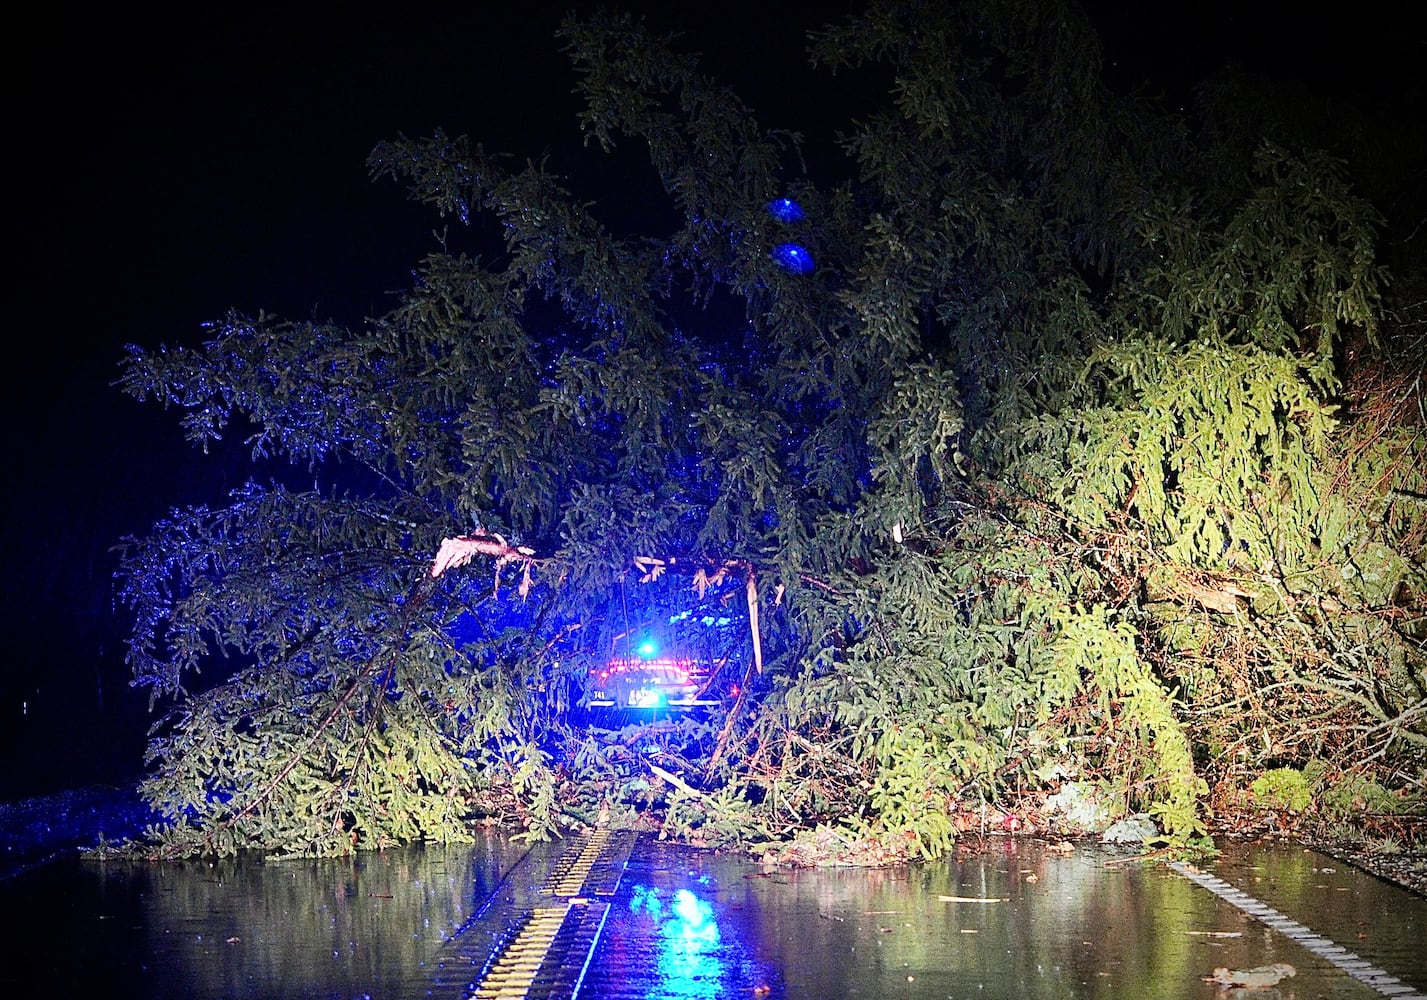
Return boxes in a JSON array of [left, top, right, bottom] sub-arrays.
[[114, 0, 1424, 861]]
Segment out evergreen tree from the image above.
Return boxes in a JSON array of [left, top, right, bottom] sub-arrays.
[[116, 0, 1424, 860]]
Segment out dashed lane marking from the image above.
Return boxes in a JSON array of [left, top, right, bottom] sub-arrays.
[[1170, 861, 1426, 999]]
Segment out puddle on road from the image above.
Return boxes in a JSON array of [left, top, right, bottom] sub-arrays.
[[582, 839, 1425, 1000], [1209, 840, 1426, 987], [2, 835, 1421, 999], [1, 832, 530, 999]]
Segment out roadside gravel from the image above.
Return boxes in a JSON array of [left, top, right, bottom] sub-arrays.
[[1307, 838, 1427, 897]]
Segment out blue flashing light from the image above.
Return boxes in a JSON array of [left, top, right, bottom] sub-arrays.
[[629, 688, 667, 708], [766, 197, 805, 223], [771, 242, 815, 275], [637, 640, 657, 657]]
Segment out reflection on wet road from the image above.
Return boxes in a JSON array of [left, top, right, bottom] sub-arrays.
[[581, 838, 1426, 999], [3, 832, 1423, 999]]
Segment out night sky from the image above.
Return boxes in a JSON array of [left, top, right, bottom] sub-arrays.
[[5, 2, 1420, 799]]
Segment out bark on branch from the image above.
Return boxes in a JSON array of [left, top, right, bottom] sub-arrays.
[[429, 533, 536, 577]]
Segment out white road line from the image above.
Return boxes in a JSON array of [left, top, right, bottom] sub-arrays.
[[1169, 862, 1426, 999]]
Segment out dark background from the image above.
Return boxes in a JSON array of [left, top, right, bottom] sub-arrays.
[[4, 3, 1420, 799]]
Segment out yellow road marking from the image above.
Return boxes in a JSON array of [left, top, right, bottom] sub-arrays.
[[469, 905, 570, 1000], [543, 828, 611, 898]]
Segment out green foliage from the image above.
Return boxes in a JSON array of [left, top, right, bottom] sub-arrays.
[[1306, 760, 1415, 820], [864, 724, 960, 860], [1049, 607, 1207, 840], [113, 0, 1423, 861], [1249, 768, 1314, 814], [658, 784, 773, 850]]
